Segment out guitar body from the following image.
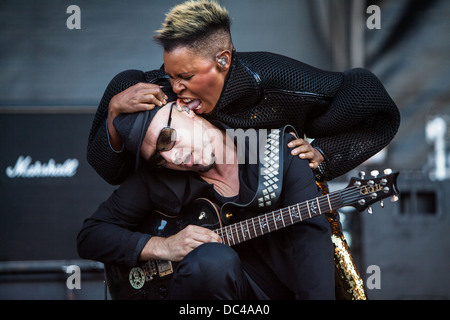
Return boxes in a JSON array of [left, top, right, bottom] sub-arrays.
[[104, 198, 221, 300]]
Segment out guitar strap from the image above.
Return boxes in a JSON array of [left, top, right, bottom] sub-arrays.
[[220, 125, 295, 223], [317, 181, 369, 300]]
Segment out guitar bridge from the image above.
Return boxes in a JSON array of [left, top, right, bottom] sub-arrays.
[[156, 260, 173, 277]]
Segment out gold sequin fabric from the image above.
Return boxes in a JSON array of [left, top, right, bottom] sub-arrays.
[[317, 181, 368, 300]]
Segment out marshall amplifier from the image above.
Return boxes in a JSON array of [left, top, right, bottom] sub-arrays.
[[0, 110, 115, 261]]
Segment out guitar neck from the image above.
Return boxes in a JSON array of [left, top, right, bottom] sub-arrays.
[[213, 170, 399, 246], [215, 189, 345, 247]]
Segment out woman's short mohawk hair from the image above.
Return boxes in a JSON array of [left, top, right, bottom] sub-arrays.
[[154, 0, 232, 54]]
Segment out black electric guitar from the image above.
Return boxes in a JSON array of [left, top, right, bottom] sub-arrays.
[[104, 170, 399, 300]]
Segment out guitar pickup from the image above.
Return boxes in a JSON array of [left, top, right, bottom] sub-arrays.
[[157, 260, 174, 277]]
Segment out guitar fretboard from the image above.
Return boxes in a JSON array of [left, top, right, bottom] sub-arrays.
[[214, 189, 349, 247]]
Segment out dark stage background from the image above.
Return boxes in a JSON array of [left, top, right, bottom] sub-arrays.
[[1, 0, 449, 299]]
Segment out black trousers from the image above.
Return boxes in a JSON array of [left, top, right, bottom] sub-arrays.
[[169, 243, 262, 299], [169, 241, 334, 300]]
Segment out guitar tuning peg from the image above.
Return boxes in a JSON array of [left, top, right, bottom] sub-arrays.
[[368, 205, 373, 214], [391, 195, 399, 202], [370, 170, 379, 178], [359, 171, 366, 179], [384, 168, 392, 175]]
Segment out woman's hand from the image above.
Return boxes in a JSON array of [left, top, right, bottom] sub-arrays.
[[109, 83, 168, 117], [107, 83, 168, 150], [288, 138, 324, 169]]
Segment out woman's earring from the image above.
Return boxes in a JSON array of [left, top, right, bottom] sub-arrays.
[[216, 53, 228, 68], [218, 58, 227, 68]]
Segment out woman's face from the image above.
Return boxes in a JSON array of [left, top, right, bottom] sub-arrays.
[[163, 46, 230, 114]]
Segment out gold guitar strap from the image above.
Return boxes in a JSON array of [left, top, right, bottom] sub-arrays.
[[317, 181, 368, 300]]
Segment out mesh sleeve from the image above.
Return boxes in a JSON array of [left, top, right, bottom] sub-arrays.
[[87, 69, 164, 185], [308, 68, 401, 180]]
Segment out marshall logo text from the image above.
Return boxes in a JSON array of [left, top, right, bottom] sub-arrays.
[[6, 155, 79, 178]]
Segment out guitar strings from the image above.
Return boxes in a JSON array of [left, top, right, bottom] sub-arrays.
[[215, 183, 390, 246], [215, 185, 364, 246], [216, 189, 347, 243]]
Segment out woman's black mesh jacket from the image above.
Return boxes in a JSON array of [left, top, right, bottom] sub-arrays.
[[87, 51, 400, 184]]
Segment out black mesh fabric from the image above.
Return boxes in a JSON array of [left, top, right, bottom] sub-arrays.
[[205, 52, 400, 180], [307, 68, 401, 180], [87, 51, 400, 184]]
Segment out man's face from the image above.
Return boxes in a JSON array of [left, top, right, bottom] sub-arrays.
[[142, 104, 217, 172], [163, 46, 227, 115]]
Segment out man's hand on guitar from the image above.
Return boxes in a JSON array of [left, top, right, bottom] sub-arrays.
[[140, 225, 221, 262]]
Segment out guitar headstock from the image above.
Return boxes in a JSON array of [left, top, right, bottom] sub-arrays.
[[344, 169, 400, 213]]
